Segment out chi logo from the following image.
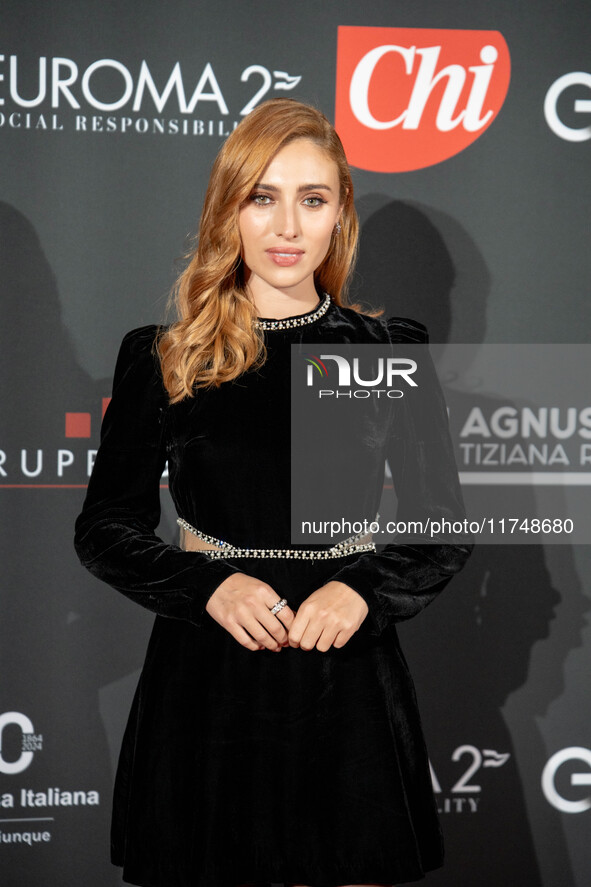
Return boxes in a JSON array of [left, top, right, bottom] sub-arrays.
[[335, 26, 511, 172]]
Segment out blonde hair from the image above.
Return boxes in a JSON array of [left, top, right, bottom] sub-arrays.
[[158, 98, 381, 402]]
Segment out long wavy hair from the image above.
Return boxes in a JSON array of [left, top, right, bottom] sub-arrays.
[[157, 98, 380, 402]]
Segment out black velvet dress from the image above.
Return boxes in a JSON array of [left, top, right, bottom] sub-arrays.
[[74, 296, 472, 887]]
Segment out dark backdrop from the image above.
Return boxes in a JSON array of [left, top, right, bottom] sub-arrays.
[[1, 2, 590, 885]]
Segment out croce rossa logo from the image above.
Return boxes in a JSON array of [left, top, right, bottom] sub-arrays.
[[335, 26, 511, 172]]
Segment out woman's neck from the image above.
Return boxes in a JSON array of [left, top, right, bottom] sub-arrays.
[[249, 290, 321, 320]]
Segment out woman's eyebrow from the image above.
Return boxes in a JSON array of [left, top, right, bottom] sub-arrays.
[[253, 183, 334, 193]]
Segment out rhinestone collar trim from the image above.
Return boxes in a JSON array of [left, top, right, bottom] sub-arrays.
[[253, 292, 332, 331]]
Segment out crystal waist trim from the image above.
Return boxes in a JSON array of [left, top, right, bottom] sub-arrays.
[[177, 518, 376, 559]]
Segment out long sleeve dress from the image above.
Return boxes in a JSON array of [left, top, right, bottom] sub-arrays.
[[74, 295, 472, 887]]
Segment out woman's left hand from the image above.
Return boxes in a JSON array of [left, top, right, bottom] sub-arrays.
[[287, 581, 369, 651]]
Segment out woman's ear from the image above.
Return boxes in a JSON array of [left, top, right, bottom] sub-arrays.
[[338, 189, 348, 224]]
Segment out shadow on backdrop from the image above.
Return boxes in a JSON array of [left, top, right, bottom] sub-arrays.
[[354, 197, 584, 887], [0, 202, 175, 887]]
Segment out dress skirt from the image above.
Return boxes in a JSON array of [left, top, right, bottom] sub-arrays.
[[111, 555, 443, 887]]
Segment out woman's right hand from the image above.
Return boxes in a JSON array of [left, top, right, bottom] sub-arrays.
[[205, 572, 296, 652]]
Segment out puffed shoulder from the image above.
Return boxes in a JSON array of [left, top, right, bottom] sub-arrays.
[[111, 324, 168, 391], [334, 305, 429, 346], [116, 324, 165, 364], [99, 324, 170, 449], [385, 316, 429, 344]]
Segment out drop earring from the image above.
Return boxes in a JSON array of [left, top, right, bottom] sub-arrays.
[[335, 221, 342, 234]]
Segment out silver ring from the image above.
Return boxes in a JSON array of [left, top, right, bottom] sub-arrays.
[[270, 598, 288, 615]]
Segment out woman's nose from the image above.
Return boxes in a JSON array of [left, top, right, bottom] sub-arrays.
[[275, 203, 300, 239]]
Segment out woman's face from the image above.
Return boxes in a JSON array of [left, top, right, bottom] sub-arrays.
[[238, 138, 343, 303]]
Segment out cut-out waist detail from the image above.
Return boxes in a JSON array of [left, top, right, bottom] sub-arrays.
[[177, 518, 376, 560], [181, 534, 221, 552]]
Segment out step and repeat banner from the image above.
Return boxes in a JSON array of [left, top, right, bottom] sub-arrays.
[[1, 1, 590, 885]]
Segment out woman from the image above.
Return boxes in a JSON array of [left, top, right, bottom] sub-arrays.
[[74, 98, 472, 887]]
